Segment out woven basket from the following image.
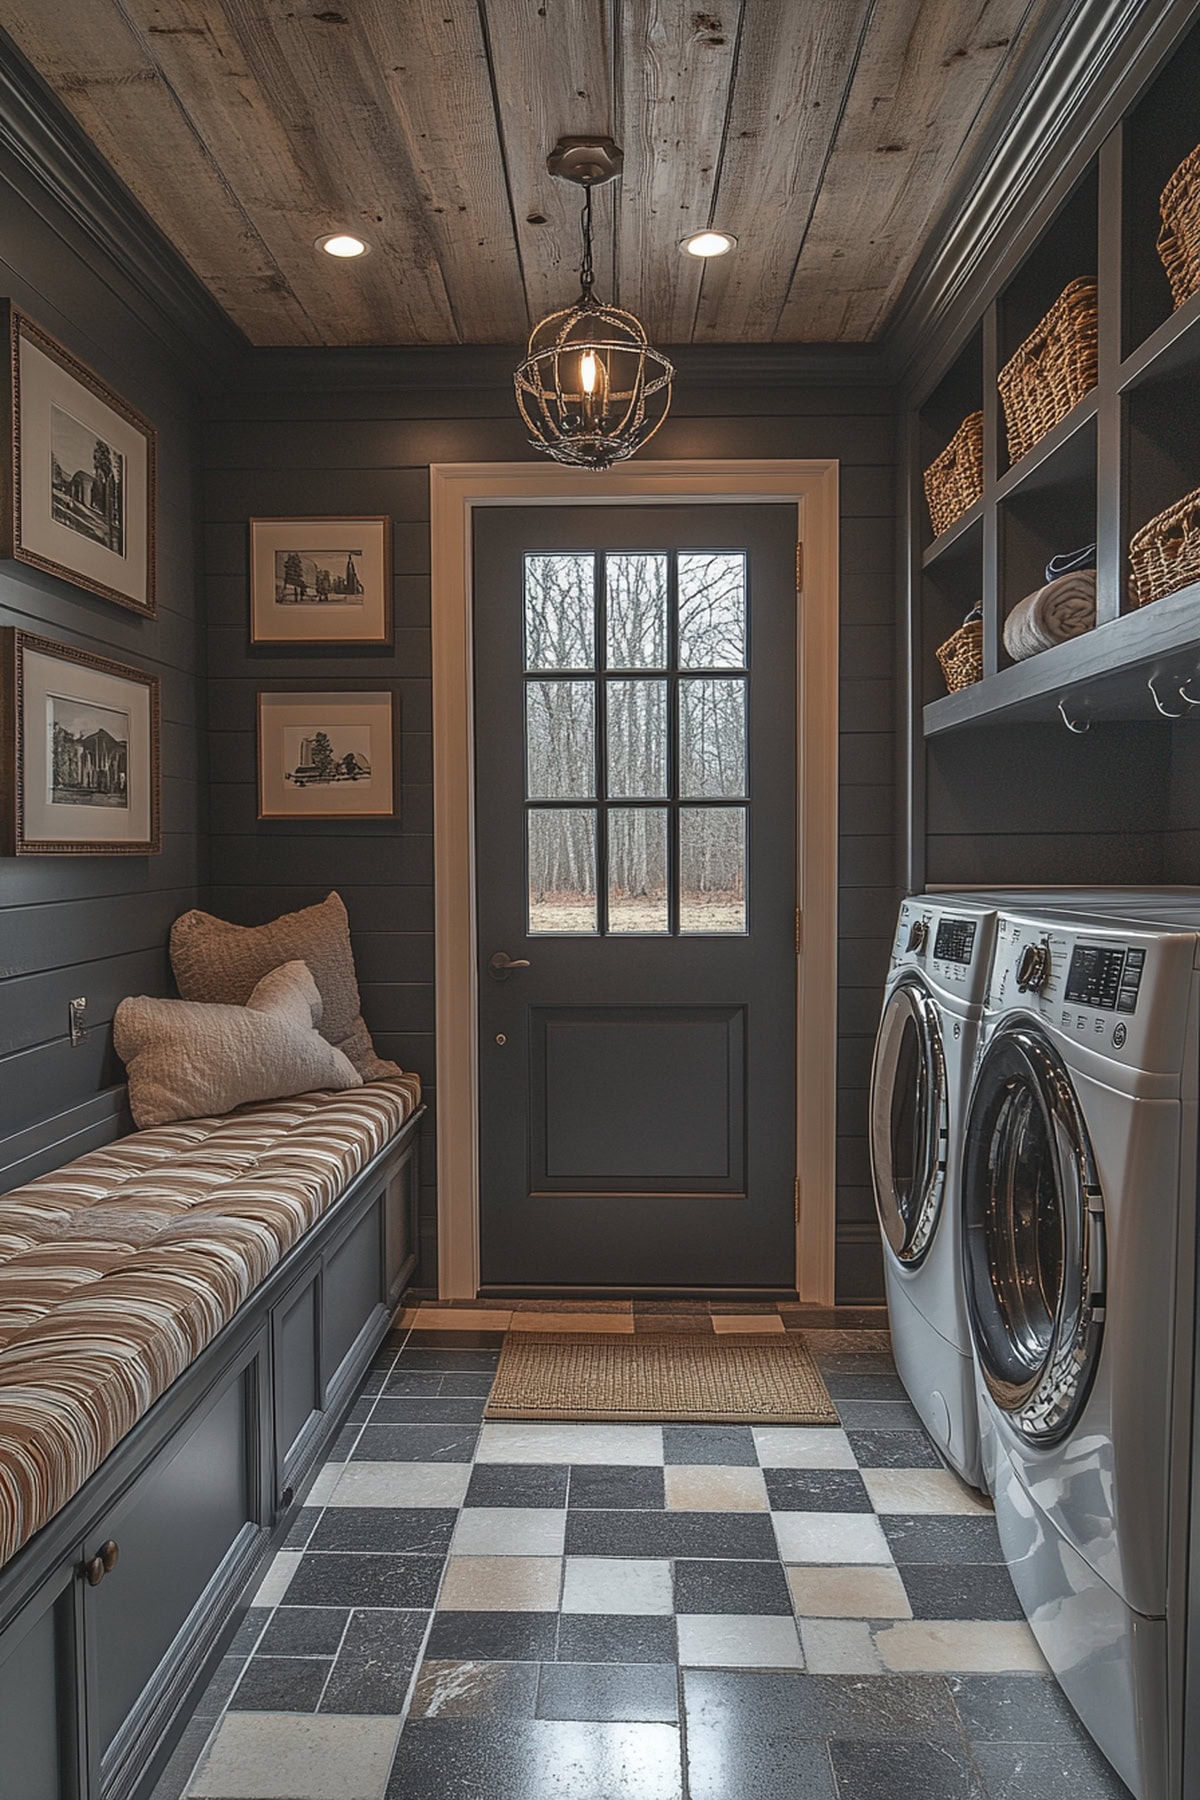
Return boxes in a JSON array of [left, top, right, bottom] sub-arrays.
[[997, 278, 1098, 465], [1158, 143, 1200, 310], [923, 411, 984, 540], [1129, 485, 1200, 609], [936, 617, 984, 693]]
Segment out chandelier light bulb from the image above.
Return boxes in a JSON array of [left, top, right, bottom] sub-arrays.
[[580, 350, 598, 394]]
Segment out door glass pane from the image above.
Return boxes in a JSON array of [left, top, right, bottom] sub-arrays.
[[678, 552, 746, 668], [607, 678, 667, 798], [526, 679, 595, 799], [680, 806, 746, 934], [679, 678, 747, 797], [606, 553, 668, 669], [528, 807, 597, 933], [524, 553, 595, 669], [608, 808, 669, 933]]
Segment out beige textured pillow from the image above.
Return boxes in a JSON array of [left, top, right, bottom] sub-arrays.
[[115, 960, 362, 1129], [169, 892, 398, 1081]]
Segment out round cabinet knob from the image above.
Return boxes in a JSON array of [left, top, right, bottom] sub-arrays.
[[906, 920, 928, 954], [1016, 940, 1051, 994], [83, 1540, 120, 1586]]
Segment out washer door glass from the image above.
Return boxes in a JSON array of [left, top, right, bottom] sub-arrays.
[[870, 977, 947, 1266], [962, 1023, 1104, 1444]]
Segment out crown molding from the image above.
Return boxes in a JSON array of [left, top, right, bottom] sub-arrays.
[[885, 0, 1198, 399], [0, 28, 246, 377]]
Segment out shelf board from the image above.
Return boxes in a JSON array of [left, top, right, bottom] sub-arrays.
[[923, 579, 1200, 735], [921, 499, 985, 571], [993, 392, 1098, 503], [1120, 284, 1200, 391]]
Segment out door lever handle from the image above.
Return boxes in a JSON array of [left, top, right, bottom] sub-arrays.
[[488, 951, 531, 980]]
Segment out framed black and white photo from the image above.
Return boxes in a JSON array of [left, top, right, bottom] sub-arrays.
[[2, 304, 156, 616], [1, 630, 161, 855], [257, 690, 396, 820], [250, 516, 391, 644]]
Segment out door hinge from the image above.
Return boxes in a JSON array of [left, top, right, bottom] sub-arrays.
[[795, 541, 804, 591], [795, 906, 802, 955], [794, 1176, 801, 1225]]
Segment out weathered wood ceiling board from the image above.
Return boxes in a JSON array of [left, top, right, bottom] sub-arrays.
[[0, 0, 1061, 346]]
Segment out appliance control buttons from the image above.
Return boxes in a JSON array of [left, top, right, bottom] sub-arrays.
[[906, 919, 929, 954], [1113, 1022, 1128, 1047], [1016, 939, 1051, 993]]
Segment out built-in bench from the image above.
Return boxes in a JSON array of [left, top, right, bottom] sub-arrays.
[[0, 1078, 423, 1800]]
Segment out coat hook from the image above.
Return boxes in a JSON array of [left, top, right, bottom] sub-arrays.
[[1149, 674, 1185, 717], [1058, 698, 1090, 734], [1179, 677, 1200, 708]]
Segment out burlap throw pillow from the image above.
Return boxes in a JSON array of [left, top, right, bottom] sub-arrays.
[[169, 892, 399, 1080], [115, 961, 362, 1129]]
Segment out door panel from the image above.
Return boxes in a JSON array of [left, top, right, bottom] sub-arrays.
[[474, 504, 797, 1289]]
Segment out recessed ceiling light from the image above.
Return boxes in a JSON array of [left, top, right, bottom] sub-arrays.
[[316, 232, 370, 258], [680, 229, 738, 258]]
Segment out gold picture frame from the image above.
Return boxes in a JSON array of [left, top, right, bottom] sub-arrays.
[[249, 515, 391, 645], [257, 689, 397, 820]]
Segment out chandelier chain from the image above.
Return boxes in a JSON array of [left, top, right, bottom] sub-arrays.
[[579, 185, 595, 301]]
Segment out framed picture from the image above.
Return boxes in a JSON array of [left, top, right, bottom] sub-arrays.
[[250, 516, 391, 644], [2, 303, 156, 616], [257, 690, 396, 820], [1, 629, 161, 856]]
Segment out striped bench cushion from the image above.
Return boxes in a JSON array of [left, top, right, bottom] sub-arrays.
[[0, 1077, 420, 1570]]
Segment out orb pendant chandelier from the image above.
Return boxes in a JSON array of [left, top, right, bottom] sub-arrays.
[[515, 138, 673, 470]]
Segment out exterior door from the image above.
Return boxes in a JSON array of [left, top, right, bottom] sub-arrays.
[[473, 504, 798, 1291]]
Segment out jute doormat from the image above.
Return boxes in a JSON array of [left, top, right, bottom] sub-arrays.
[[484, 1332, 838, 1425]]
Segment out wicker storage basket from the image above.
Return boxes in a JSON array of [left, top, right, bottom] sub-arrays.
[[1129, 485, 1200, 609], [936, 617, 984, 693], [997, 278, 1099, 465], [1158, 143, 1200, 310], [923, 411, 984, 540]]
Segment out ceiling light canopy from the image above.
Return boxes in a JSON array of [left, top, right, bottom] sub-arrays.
[[680, 229, 738, 258], [316, 232, 370, 258], [515, 137, 673, 471]]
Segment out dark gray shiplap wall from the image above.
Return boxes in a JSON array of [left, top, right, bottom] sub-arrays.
[[0, 148, 203, 1189], [202, 367, 897, 1302]]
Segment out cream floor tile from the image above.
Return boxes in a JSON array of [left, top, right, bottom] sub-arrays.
[[772, 1511, 893, 1565], [452, 1506, 567, 1556], [188, 1712, 400, 1798], [476, 1422, 663, 1465], [677, 1613, 803, 1669], [249, 1551, 302, 1608], [304, 1463, 343, 1506], [508, 1311, 634, 1333], [664, 1465, 769, 1512], [785, 1563, 912, 1619], [862, 1468, 992, 1515], [873, 1620, 1049, 1674], [711, 1314, 785, 1334], [751, 1427, 857, 1469], [798, 1618, 886, 1674], [560, 1556, 674, 1616], [324, 1461, 472, 1508], [438, 1555, 562, 1612], [401, 1308, 511, 1331]]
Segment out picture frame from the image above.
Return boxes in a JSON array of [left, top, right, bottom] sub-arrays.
[[1, 303, 156, 616], [0, 629, 161, 856], [249, 516, 391, 645], [257, 689, 397, 820]]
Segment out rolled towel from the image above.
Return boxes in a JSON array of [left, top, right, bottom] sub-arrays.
[[1044, 542, 1097, 582], [1004, 569, 1097, 661]]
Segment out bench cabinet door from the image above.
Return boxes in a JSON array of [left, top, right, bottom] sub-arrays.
[[0, 1563, 82, 1800]]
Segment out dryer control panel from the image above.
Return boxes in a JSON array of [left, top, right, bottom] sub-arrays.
[[890, 898, 994, 1006]]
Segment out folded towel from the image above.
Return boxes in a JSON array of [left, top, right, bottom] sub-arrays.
[[1004, 569, 1097, 661], [1044, 542, 1097, 582]]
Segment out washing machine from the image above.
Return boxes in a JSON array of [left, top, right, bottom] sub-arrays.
[[869, 895, 1000, 1488], [960, 901, 1200, 1799]]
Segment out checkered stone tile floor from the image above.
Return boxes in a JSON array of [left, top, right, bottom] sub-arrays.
[[159, 1319, 1133, 1800]]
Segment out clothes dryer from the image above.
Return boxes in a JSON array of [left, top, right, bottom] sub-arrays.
[[961, 903, 1200, 1799]]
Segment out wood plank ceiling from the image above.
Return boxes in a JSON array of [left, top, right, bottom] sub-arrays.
[[0, 0, 1060, 347]]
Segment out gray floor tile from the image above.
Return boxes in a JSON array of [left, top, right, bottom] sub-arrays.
[[410, 1660, 541, 1721], [536, 1661, 679, 1723], [823, 1372, 911, 1401], [324, 1422, 361, 1461], [829, 1738, 988, 1797], [320, 1607, 429, 1713], [229, 1655, 331, 1712], [681, 1669, 964, 1740], [404, 1329, 506, 1350], [948, 1673, 1098, 1744], [384, 1719, 684, 1799], [440, 1373, 498, 1398], [565, 1509, 776, 1561], [973, 1740, 1134, 1797], [227, 1607, 271, 1655], [567, 1465, 666, 1509], [672, 1559, 793, 1616], [308, 1505, 458, 1555], [282, 1506, 323, 1549], [812, 1353, 899, 1376], [352, 1423, 480, 1462], [397, 1347, 501, 1371], [425, 1610, 560, 1663], [762, 1469, 873, 1512], [372, 1397, 489, 1425], [899, 1563, 1026, 1622], [256, 1606, 350, 1657], [686, 1724, 836, 1799], [555, 1614, 678, 1664], [663, 1425, 758, 1466], [383, 1371, 444, 1397], [847, 1427, 943, 1469], [465, 1464, 570, 1509], [193, 1654, 246, 1718], [147, 1716, 217, 1800], [835, 1399, 926, 1431], [881, 1515, 1006, 1565], [284, 1551, 444, 1609]]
